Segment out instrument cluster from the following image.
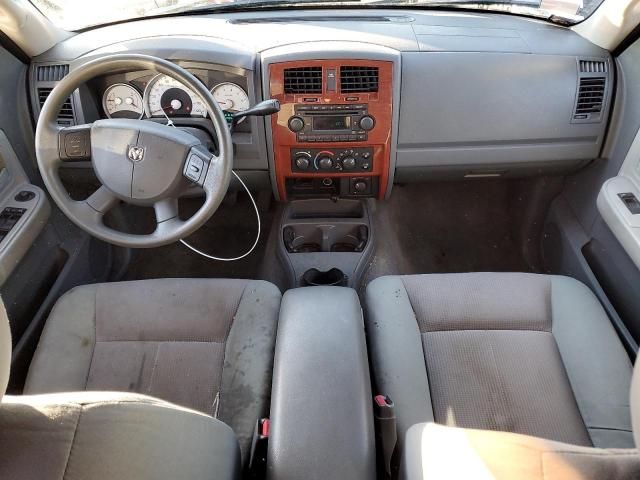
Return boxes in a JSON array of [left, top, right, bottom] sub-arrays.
[[97, 68, 250, 124]]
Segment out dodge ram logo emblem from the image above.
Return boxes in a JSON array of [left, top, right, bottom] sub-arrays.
[[127, 146, 145, 162]]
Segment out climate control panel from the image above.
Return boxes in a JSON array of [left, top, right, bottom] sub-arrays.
[[291, 147, 374, 174]]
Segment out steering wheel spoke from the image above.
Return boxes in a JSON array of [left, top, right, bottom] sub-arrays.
[[154, 198, 180, 224], [201, 153, 226, 193], [154, 198, 186, 237], [58, 124, 92, 162], [86, 185, 119, 214]]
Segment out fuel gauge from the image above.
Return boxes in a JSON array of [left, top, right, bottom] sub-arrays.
[[102, 83, 144, 119]]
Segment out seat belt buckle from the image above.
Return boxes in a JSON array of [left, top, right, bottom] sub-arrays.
[[374, 395, 397, 479], [249, 418, 269, 478]]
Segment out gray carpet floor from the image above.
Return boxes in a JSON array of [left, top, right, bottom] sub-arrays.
[[121, 180, 539, 292]]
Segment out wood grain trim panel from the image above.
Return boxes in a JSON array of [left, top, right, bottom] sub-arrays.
[[269, 60, 393, 200]]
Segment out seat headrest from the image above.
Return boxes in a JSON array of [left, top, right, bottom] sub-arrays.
[[633, 357, 640, 448]]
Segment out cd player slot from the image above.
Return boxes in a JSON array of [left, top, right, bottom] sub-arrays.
[[306, 110, 360, 115]]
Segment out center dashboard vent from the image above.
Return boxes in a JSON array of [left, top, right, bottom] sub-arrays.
[[284, 67, 322, 94], [38, 87, 75, 125], [340, 66, 379, 93]]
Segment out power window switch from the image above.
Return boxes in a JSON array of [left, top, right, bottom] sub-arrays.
[[618, 192, 640, 215]]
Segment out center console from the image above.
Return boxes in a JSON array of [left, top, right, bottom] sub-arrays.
[[267, 286, 375, 480], [267, 58, 394, 200]]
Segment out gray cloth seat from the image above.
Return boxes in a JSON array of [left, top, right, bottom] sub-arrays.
[[0, 392, 240, 480], [0, 292, 243, 480], [400, 360, 640, 479], [365, 272, 636, 451], [23, 278, 282, 463]]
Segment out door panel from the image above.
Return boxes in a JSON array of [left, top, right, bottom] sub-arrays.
[[0, 39, 113, 391]]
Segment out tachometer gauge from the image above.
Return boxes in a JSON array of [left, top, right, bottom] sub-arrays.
[[211, 82, 250, 115], [144, 74, 207, 118], [102, 83, 143, 119]]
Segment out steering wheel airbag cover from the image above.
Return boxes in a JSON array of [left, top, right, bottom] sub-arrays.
[[91, 119, 200, 203]]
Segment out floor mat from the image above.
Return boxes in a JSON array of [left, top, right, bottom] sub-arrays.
[[361, 180, 537, 292], [122, 191, 284, 284]]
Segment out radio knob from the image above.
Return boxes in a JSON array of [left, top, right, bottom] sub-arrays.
[[359, 115, 375, 131], [342, 156, 357, 170], [288, 116, 305, 132], [318, 156, 334, 170], [295, 156, 310, 170]]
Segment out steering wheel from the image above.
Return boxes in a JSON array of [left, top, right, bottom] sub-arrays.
[[35, 54, 233, 248]]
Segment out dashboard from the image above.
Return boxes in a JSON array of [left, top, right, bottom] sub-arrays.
[[29, 9, 614, 201]]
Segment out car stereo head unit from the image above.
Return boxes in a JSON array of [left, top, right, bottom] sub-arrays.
[[287, 104, 375, 143]]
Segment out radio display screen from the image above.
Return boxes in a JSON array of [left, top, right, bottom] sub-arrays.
[[313, 115, 351, 131]]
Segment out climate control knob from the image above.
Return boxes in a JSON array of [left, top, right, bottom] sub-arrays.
[[317, 156, 334, 170], [288, 116, 305, 132], [295, 155, 310, 170], [342, 156, 356, 170], [359, 115, 375, 131]]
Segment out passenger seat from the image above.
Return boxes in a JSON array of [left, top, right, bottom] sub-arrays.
[[365, 273, 636, 452]]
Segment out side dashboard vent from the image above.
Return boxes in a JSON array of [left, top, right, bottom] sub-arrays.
[[38, 87, 75, 125], [579, 60, 607, 73], [284, 67, 322, 94], [36, 64, 69, 82], [340, 66, 379, 93], [574, 77, 606, 118]]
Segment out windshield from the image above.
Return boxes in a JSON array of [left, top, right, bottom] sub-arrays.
[[30, 0, 604, 31]]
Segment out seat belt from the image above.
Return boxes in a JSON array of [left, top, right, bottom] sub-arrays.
[[249, 418, 269, 478], [374, 395, 398, 478]]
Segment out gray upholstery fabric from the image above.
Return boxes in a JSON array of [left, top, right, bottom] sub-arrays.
[[550, 276, 635, 447], [0, 391, 240, 480], [401, 422, 640, 480], [0, 301, 10, 399], [365, 276, 434, 450], [25, 278, 281, 463], [218, 281, 281, 460], [422, 330, 591, 445], [401, 272, 552, 332], [366, 273, 635, 449]]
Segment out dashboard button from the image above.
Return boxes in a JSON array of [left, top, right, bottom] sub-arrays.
[[184, 154, 204, 183]]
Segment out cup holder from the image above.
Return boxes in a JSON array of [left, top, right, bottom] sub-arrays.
[[284, 225, 368, 253], [302, 268, 348, 287]]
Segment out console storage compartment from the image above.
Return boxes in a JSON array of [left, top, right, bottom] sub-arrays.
[[267, 287, 375, 480]]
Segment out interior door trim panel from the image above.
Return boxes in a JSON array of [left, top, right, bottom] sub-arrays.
[[598, 126, 640, 269], [0, 131, 51, 286]]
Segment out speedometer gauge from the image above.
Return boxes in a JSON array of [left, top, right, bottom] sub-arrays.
[[102, 83, 143, 119], [211, 83, 250, 114], [144, 74, 207, 118]]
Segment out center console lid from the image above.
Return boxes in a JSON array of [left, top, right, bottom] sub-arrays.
[[267, 286, 375, 480]]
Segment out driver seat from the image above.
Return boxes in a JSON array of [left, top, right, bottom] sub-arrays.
[[22, 278, 281, 465]]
